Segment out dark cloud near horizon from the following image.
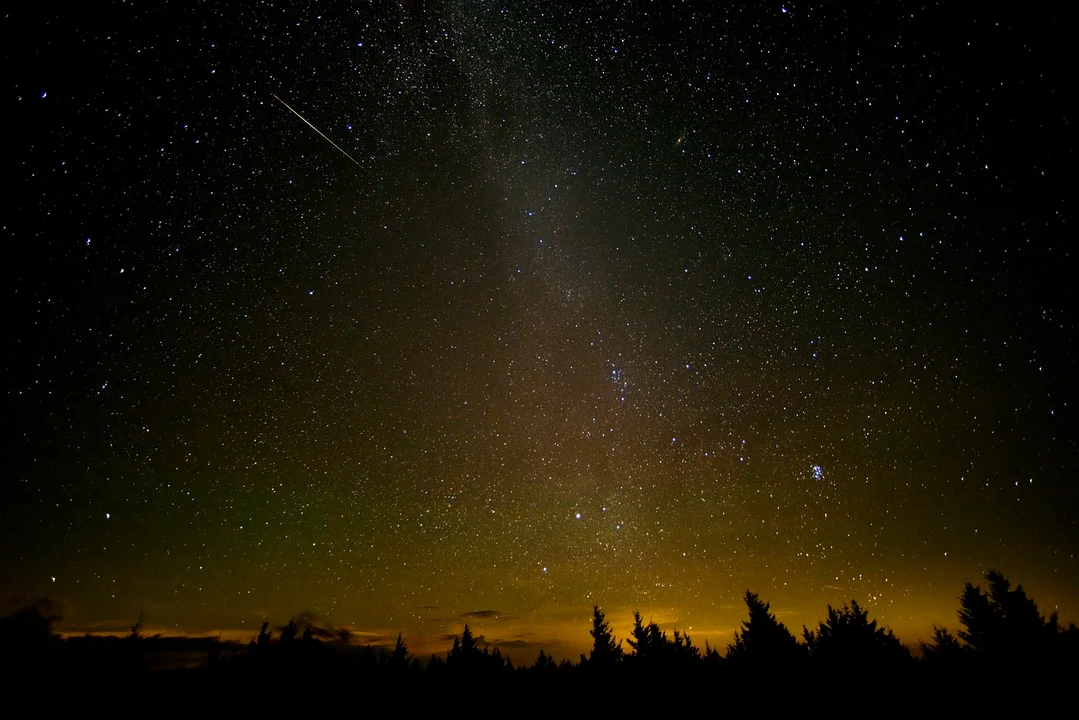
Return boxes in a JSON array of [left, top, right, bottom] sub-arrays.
[[459, 610, 514, 620], [487, 638, 533, 649]]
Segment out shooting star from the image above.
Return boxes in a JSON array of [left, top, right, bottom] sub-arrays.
[[272, 93, 368, 172]]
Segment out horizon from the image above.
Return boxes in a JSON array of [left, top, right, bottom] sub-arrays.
[[24, 568, 1075, 665]]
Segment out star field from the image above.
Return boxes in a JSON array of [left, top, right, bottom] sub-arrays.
[[3, 2, 1075, 659]]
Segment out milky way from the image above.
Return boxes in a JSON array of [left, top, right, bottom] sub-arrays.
[[4, 3, 1075, 659]]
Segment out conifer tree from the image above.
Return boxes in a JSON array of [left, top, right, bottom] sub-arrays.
[[588, 605, 623, 668], [390, 632, 409, 670], [726, 590, 804, 669], [957, 569, 1060, 662], [920, 625, 965, 664], [448, 624, 484, 671], [803, 599, 909, 668], [627, 611, 656, 662], [533, 649, 558, 672]]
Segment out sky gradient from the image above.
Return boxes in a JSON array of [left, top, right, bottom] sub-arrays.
[[4, 2, 1076, 662]]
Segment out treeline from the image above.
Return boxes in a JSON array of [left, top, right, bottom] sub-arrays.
[[2, 570, 1077, 694]]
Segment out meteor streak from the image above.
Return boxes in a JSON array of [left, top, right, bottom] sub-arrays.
[[272, 93, 367, 172]]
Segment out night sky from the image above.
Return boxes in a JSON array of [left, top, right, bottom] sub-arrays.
[[4, 2, 1076, 660]]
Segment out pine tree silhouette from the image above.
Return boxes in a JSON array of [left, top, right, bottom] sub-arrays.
[[627, 611, 648, 659], [390, 632, 409, 670], [803, 599, 910, 669], [257, 621, 272, 649], [702, 640, 724, 669], [920, 625, 965, 665], [624, 611, 701, 672], [533, 649, 558, 672], [448, 624, 484, 672], [587, 605, 623, 669], [671, 629, 701, 663], [726, 590, 804, 670], [958, 569, 1060, 663], [279, 618, 298, 645]]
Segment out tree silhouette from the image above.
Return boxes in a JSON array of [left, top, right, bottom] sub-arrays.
[[389, 632, 409, 670], [256, 621, 272, 649], [957, 569, 1060, 663], [120, 611, 158, 674], [492, 646, 513, 672], [0, 598, 61, 679], [0, 599, 60, 649], [702, 640, 723, 669], [670, 629, 702, 668], [624, 611, 700, 672], [533, 648, 558, 673], [626, 611, 663, 666], [448, 624, 489, 672], [460, 624, 477, 654], [1, 577, 1072, 691], [279, 618, 299, 645], [626, 612, 648, 658], [920, 625, 965, 666], [128, 613, 145, 640], [587, 605, 623, 669], [803, 599, 910, 669], [626, 611, 671, 664], [427, 653, 445, 674], [726, 590, 804, 670]]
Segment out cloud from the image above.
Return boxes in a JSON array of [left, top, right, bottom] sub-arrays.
[[488, 638, 533, 649], [459, 609, 514, 620], [66, 618, 134, 634]]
